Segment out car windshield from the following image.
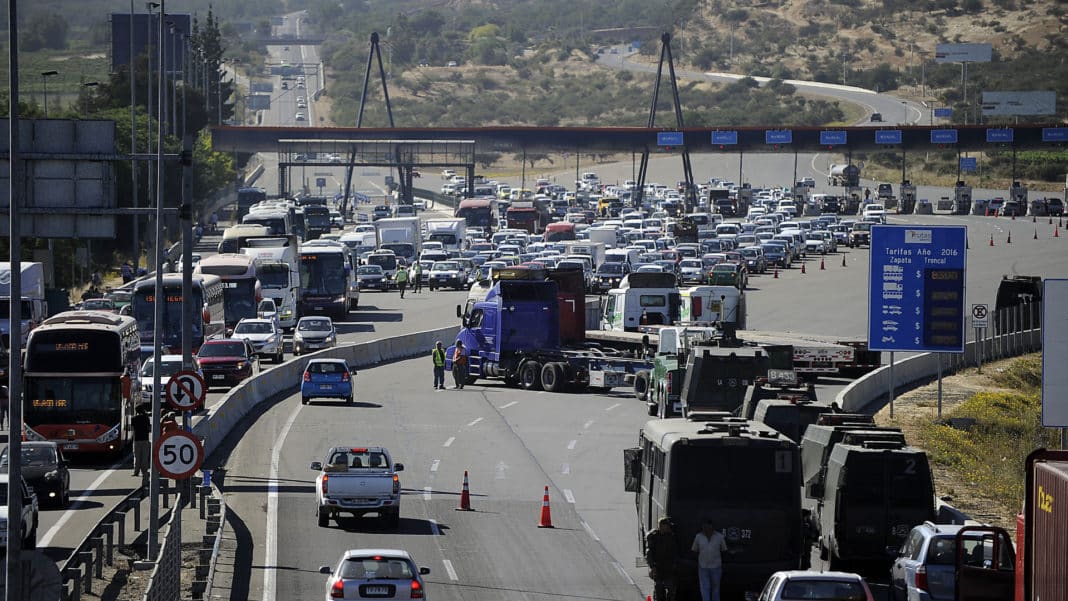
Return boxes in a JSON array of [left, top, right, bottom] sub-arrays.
[[680, 260, 702, 268], [358, 266, 382, 275], [83, 299, 114, 310], [0, 445, 58, 469], [198, 342, 246, 357], [299, 319, 331, 332], [307, 361, 347, 374], [853, 223, 872, 231], [780, 579, 867, 600], [338, 555, 415, 580], [235, 322, 273, 335], [432, 262, 460, 271], [141, 360, 184, 378]]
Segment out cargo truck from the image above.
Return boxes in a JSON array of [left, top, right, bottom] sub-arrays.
[[240, 236, 301, 329], [374, 217, 421, 263], [0, 262, 48, 348], [424, 218, 467, 252]]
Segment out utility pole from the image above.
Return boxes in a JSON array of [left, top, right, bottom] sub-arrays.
[[146, 2, 160, 269], [148, 0, 165, 562], [131, 0, 141, 275]]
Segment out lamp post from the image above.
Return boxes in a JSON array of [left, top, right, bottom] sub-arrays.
[[130, 0, 140, 275], [82, 81, 99, 115], [41, 70, 58, 117], [145, 1, 160, 274]]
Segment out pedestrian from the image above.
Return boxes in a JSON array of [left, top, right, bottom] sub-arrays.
[[395, 264, 409, 298], [412, 261, 423, 293], [646, 517, 679, 601], [691, 520, 728, 601], [431, 341, 447, 390], [0, 385, 8, 430], [451, 340, 467, 389], [131, 405, 151, 481], [209, 212, 218, 233], [121, 261, 134, 284]]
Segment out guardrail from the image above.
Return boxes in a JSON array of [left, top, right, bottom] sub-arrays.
[[58, 487, 145, 601], [194, 481, 225, 601], [141, 502, 182, 601], [412, 187, 456, 210]]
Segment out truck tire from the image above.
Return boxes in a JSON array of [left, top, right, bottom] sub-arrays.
[[317, 506, 329, 527], [633, 370, 650, 402], [520, 361, 543, 390], [464, 374, 478, 385], [541, 362, 566, 393]]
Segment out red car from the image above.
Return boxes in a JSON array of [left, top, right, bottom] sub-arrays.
[[196, 339, 259, 388]]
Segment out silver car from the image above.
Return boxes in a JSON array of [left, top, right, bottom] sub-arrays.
[[319, 549, 430, 601], [232, 318, 285, 363], [293, 316, 336, 356]]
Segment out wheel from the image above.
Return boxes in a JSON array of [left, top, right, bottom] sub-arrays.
[[464, 374, 478, 385], [302, 396, 310, 405], [276, 350, 284, 364], [519, 360, 543, 390], [541, 362, 566, 393], [317, 506, 329, 527], [633, 370, 650, 402], [346, 393, 354, 405], [62, 486, 70, 508]]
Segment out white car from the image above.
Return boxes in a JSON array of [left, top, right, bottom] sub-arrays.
[[140, 354, 202, 404], [862, 203, 887, 223], [757, 570, 873, 601], [232, 318, 285, 363], [428, 261, 466, 291], [805, 233, 829, 255], [295, 111, 306, 121], [319, 549, 430, 601]]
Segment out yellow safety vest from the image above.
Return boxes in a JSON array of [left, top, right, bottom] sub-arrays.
[[432, 348, 446, 366]]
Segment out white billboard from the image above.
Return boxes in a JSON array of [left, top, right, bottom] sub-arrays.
[[981, 91, 1056, 116], [936, 43, 992, 63], [1043, 279, 1068, 427]]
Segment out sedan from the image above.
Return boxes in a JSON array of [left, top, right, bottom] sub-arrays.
[[678, 259, 706, 284], [0, 442, 70, 507], [758, 570, 873, 601], [232, 318, 285, 364], [320, 549, 431, 601], [357, 265, 388, 291], [196, 339, 259, 388], [293, 316, 337, 356], [739, 246, 767, 274], [295, 111, 306, 121], [301, 358, 355, 405]]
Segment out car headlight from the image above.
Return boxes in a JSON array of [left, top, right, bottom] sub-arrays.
[[96, 425, 120, 443], [43, 470, 59, 480], [293, 333, 304, 342], [236, 361, 246, 370], [281, 309, 293, 318]]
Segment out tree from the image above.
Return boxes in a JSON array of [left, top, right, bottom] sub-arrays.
[[190, 8, 235, 125], [21, 13, 69, 51]]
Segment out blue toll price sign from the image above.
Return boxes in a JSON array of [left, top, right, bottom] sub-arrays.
[[657, 131, 684, 146], [960, 157, 977, 173], [933, 107, 954, 118], [931, 129, 959, 144], [986, 128, 1013, 143], [765, 130, 793, 145], [875, 130, 902, 145], [868, 225, 967, 353], [711, 131, 738, 145], [819, 130, 847, 145]]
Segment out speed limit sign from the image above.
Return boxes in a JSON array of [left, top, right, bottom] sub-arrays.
[[153, 429, 204, 480]]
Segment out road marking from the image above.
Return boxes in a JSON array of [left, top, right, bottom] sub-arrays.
[[430, 459, 440, 472], [495, 460, 508, 480], [466, 417, 483, 427], [423, 486, 432, 501], [583, 419, 594, 430], [581, 520, 600, 541], [612, 561, 636, 586], [563, 489, 576, 504], [605, 403, 621, 411], [429, 519, 441, 536], [263, 402, 303, 601], [442, 559, 459, 581], [443, 436, 455, 447], [561, 463, 570, 475], [500, 401, 518, 409], [38, 461, 122, 548], [567, 439, 577, 450]]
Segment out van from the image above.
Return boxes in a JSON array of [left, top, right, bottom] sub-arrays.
[[604, 248, 639, 266]]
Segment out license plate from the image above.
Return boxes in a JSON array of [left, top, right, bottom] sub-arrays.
[[212, 374, 226, 380], [63, 443, 79, 450], [365, 586, 389, 595], [320, 384, 333, 390], [314, 306, 324, 311]]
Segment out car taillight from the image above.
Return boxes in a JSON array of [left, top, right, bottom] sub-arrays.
[[342, 371, 350, 382], [393, 474, 400, 494], [410, 579, 424, 599], [304, 371, 311, 382], [322, 475, 329, 495], [330, 579, 344, 598], [915, 565, 928, 591]]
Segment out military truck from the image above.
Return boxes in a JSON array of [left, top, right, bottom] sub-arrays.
[[739, 373, 819, 420]]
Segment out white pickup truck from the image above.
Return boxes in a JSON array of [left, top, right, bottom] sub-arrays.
[[0, 474, 39, 550], [310, 446, 405, 529]]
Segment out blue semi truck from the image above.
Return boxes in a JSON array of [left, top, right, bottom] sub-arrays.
[[446, 279, 649, 392]]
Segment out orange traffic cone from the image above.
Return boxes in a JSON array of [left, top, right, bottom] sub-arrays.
[[1056, 226, 1060, 238], [820, 258, 826, 270], [773, 268, 779, 279], [801, 262, 807, 274], [841, 254, 847, 267], [989, 234, 995, 246], [456, 470, 473, 511], [1007, 231, 1012, 244], [537, 485, 554, 528]]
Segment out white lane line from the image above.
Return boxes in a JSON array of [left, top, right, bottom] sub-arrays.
[[466, 417, 483, 427], [561, 463, 570, 475], [264, 402, 303, 601], [39, 461, 122, 548], [500, 401, 518, 409], [612, 561, 637, 586], [563, 489, 576, 504], [605, 403, 621, 411], [430, 459, 440, 472], [423, 486, 432, 501], [443, 436, 455, 447], [442, 559, 459, 581], [567, 439, 577, 450], [581, 520, 601, 541], [495, 460, 508, 480], [429, 519, 441, 536], [583, 419, 594, 430]]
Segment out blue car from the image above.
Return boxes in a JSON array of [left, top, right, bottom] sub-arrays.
[[301, 359, 355, 405]]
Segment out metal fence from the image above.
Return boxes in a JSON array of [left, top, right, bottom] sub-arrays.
[[950, 301, 1043, 371], [59, 488, 146, 601], [142, 500, 182, 601]]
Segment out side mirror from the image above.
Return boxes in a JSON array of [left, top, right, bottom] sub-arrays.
[[318, 566, 332, 575], [418, 567, 431, 575], [310, 461, 323, 471], [393, 463, 404, 472]]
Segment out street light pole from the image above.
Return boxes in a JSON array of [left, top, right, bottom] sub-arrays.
[[131, 0, 141, 275], [146, 1, 160, 271], [41, 70, 58, 117]]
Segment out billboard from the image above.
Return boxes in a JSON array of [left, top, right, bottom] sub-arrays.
[[981, 91, 1056, 116], [935, 43, 992, 63], [110, 13, 191, 73]]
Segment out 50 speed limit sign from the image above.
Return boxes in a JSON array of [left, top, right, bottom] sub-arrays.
[[153, 429, 204, 480]]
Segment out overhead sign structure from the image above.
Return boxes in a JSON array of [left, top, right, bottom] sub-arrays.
[[711, 131, 738, 145], [249, 94, 272, 111], [164, 370, 206, 412], [960, 157, 978, 173], [656, 131, 684, 147], [981, 91, 1056, 117], [970, 303, 989, 329], [936, 43, 992, 63], [868, 225, 968, 353], [153, 429, 205, 480], [1042, 279, 1068, 427], [875, 130, 902, 145]]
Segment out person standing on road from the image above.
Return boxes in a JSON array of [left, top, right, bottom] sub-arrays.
[[451, 340, 467, 389], [396, 264, 409, 298], [692, 520, 728, 601], [646, 517, 679, 601], [131, 405, 151, 482], [412, 261, 423, 293], [432, 341, 447, 390]]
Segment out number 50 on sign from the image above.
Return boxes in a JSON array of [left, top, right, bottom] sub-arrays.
[[153, 429, 204, 480]]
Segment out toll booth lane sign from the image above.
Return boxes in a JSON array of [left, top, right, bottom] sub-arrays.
[[867, 225, 967, 353]]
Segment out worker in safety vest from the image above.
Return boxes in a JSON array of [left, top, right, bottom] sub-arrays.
[[431, 341, 447, 390]]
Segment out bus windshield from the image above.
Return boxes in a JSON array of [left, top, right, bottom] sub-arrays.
[[244, 216, 287, 235], [222, 279, 258, 324], [257, 263, 291, 289], [24, 377, 121, 428], [132, 287, 205, 345], [458, 207, 492, 227], [301, 254, 347, 295]]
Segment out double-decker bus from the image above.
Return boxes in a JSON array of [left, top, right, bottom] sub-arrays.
[[195, 254, 262, 330], [455, 198, 496, 230], [23, 311, 141, 455], [299, 242, 353, 320], [132, 273, 226, 357]]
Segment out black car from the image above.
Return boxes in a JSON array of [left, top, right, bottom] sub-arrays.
[[1048, 198, 1065, 216], [0, 442, 70, 508]]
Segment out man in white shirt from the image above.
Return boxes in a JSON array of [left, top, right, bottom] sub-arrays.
[[691, 520, 727, 601]]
